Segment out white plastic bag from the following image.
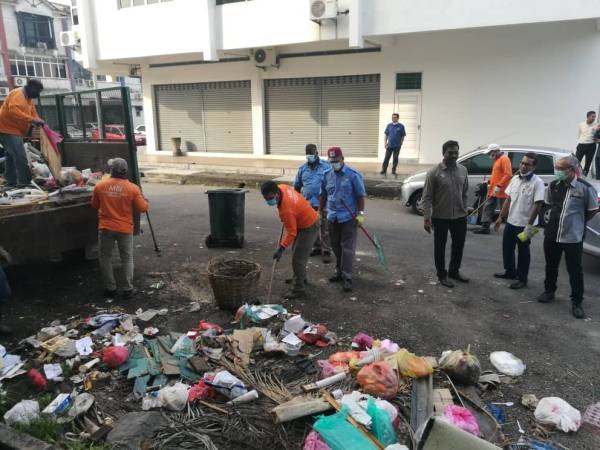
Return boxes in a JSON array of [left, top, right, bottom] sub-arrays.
[[489, 351, 526, 376], [534, 397, 581, 432], [3, 400, 40, 425], [157, 382, 190, 411]]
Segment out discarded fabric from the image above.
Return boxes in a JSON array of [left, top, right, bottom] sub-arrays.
[[489, 351, 526, 376]]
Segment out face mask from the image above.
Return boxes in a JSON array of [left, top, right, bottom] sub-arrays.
[[520, 170, 532, 177], [266, 196, 278, 206], [332, 162, 343, 172], [306, 155, 316, 163], [554, 170, 568, 181]]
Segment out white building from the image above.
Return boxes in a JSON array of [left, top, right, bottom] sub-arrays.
[[71, 0, 600, 164], [0, 0, 144, 127]]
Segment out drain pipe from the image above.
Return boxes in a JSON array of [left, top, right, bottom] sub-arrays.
[[0, 4, 13, 89]]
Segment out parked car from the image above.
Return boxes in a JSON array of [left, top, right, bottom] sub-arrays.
[[400, 145, 600, 257], [135, 125, 146, 135], [91, 124, 145, 146]]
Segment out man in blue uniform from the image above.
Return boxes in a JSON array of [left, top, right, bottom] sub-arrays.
[[294, 144, 331, 263], [380, 113, 406, 177], [320, 147, 367, 293]]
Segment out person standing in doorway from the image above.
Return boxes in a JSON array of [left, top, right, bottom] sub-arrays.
[[294, 144, 332, 263], [422, 140, 470, 288], [576, 111, 597, 177], [473, 143, 513, 234], [0, 79, 45, 188], [320, 147, 367, 293], [92, 158, 149, 299], [380, 113, 406, 177], [537, 156, 598, 319], [262, 181, 319, 299], [493, 152, 545, 289]]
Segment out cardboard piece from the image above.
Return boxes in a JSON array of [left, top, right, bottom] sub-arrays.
[[433, 389, 454, 416]]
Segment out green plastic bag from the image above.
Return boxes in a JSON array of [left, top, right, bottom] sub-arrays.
[[313, 406, 378, 450], [367, 397, 397, 447]]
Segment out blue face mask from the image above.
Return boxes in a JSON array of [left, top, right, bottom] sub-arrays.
[[266, 196, 278, 206], [554, 170, 568, 181], [332, 162, 343, 172], [306, 154, 316, 163]]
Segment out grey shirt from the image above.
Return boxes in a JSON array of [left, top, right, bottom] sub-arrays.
[[422, 162, 469, 220]]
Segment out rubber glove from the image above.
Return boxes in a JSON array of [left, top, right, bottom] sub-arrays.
[[525, 224, 536, 239], [356, 213, 365, 226], [494, 186, 502, 194], [273, 246, 285, 261]]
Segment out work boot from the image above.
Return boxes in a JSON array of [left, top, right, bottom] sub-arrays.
[[343, 278, 353, 292], [510, 280, 527, 290], [572, 304, 585, 319], [494, 272, 517, 279], [438, 277, 455, 288], [449, 272, 469, 283], [379, 170, 386, 176], [103, 289, 117, 299], [122, 289, 137, 300], [537, 291, 555, 303], [285, 289, 306, 300], [309, 248, 322, 257], [322, 251, 332, 264], [329, 273, 343, 283]]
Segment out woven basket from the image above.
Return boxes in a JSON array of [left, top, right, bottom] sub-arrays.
[[207, 258, 262, 310]]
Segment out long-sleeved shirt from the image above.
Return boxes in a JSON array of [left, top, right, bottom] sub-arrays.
[[0, 87, 39, 137], [487, 153, 513, 198], [277, 184, 318, 248], [91, 177, 149, 234], [422, 162, 469, 220]]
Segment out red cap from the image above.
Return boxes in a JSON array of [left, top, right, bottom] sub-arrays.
[[327, 147, 343, 159]]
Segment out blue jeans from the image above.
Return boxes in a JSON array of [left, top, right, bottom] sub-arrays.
[[502, 223, 530, 282], [0, 133, 31, 186], [0, 266, 11, 303]]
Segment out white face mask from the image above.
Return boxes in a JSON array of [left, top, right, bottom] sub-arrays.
[[306, 154, 317, 163], [331, 162, 343, 172]]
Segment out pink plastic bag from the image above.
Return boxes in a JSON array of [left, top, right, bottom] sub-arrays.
[[42, 125, 63, 155], [351, 332, 374, 351], [303, 431, 332, 450], [317, 360, 344, 379], [102, 346, 129, 368], [444, 405, 480, 436], [188, 379, 217, 402]]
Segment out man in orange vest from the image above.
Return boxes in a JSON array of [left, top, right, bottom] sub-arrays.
[[261, 180, 319, 299], [0, 79, 45, 188], [92, 158, 149, 299], [473, 143, 513, 234]]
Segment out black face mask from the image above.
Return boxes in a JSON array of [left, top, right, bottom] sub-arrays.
[[25, 86, 41, 99]]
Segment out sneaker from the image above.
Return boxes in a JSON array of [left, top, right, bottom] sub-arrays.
[[449, 272, 469, 283], [329, 273, 343, 283], [537, 291, 555, 303], [343, 278, 353, 292], [494, 272, 517, 279], [439, 277, 455, 288], [509, 280, 527, 290], [104, 289, 117, 298], [322, 252, 332, 264], [122, 289, 137, 300], [572, 304, 585, 319]]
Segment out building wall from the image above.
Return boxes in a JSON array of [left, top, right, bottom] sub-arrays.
[[142, 20, 600, 164]]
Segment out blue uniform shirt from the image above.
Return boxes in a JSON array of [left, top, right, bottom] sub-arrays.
[[385, 122, 406, 148], [294, 158, 331, 208], [321, 164, 367, 223]]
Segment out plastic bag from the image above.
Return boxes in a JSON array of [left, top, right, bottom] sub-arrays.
[[188, 379, 217, 402], [352, 332, 374, 350], [534, 397, 581, 432], [328, 351, 361, 369], [489, 351, 526, 376], [367, 397, 397, 447], [395, 349, 433, 378], [27, 368, 47, 391], [317, 360, 344, 379], [439, 348, 481, 385], [378, 339, 400, 354], [357, 362, 399, 399], [205, 370, 247, 399], [303, 431, 332, 450], [313, 406, 379, 450], [102, 346, 129, 368], [158, 382, 190, 411], [444, 405, 480, 436], [3, 400, 40, 425]]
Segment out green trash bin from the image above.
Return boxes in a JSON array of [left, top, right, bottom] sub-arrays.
[[205, 188, 248, 248]]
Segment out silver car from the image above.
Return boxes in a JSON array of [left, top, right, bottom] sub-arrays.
[[400, 145, 600, 257]]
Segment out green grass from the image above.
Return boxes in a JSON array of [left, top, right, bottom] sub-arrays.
[[14, 417, 64, 443]]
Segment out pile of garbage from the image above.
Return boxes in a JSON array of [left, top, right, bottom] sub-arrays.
[[1, 303, 597, 449]]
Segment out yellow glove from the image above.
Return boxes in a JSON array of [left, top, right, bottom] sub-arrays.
[[356, 213, 365, 226]]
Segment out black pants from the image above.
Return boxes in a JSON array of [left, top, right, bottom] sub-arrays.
[[502, 223, 530, 282], [576, 143, 597, 176], [381, 147, 401, 174], [329, 220, 358, 280], [543, 238, 584, 304], [595, 145, 600, 180], [432, 217, 467, 278]]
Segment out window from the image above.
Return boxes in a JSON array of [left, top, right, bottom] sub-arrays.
[[96, 74, 107, 82], [134, 106, 143, 117], [16, 13, 56, 49], [118, 0, 173, 8], [510, 152, 554, 175], [463, 153, 493, 175], [9, 56, 68, 79], [396, 73, 422, 90]]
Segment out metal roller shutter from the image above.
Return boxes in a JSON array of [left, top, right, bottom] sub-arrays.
[[265, 78, 320, 155], [321, 75, 380, 157], [202, 81, 252, 153], [155, 84, 204, 152]]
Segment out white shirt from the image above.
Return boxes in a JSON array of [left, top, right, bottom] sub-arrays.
[[505, 173, 545, 227], [577, 121, 596, 144]]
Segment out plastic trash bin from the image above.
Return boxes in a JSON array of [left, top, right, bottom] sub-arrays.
[[205, 188, 248, 248]]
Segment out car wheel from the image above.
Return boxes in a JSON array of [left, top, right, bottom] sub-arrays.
[[411, 190, 424, 216]]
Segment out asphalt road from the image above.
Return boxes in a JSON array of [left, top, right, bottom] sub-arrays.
[[3, 182, 600, 448]]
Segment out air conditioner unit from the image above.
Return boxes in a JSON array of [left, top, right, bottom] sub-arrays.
[[253, 48, 278, 68], [13, 77, 27, 87], [86, 80, 95, 88], [37, 42, 48, 50], [0, 87, 9, 96], [309, 0, 337, 20], [60, 30, 80, 47]]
